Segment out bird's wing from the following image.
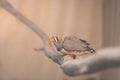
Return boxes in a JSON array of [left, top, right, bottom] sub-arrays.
[[63, 36, 88, 51], [79, 39, 90, 45]]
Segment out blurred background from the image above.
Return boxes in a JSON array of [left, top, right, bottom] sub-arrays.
[[0, 0, 120, 80]]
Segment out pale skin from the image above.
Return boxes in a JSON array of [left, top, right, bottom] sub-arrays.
[[1, 0, 120, 76]]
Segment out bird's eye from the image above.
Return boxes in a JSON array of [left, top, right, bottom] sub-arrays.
[[58, 36, 62, 43], [50, 37, 55, 42]]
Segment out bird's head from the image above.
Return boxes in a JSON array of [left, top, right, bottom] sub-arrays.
[[50, 35, 64, 51]]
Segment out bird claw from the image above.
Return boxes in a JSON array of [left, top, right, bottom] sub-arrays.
[[63, 55, 74, 62]]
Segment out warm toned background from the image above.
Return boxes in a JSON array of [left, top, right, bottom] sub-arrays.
[[0, 0, 120, 80]]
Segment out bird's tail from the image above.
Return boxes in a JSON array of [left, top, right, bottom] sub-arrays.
[[87, 47, 96, 53]]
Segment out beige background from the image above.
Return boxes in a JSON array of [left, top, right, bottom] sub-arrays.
[[0, 0, 120, 80]]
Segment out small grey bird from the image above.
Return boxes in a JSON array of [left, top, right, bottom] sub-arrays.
[[51, 35, 95, 58]]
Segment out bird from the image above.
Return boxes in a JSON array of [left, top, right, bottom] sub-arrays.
[[50, 35, 95, 59]]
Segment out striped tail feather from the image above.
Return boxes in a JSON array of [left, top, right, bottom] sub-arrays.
[[87, 47, 96, 53]]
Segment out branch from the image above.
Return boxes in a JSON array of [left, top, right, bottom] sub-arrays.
[[61, 47, 120, 76], [0, 0, 62, 64], [1, 0, 120, 77]]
